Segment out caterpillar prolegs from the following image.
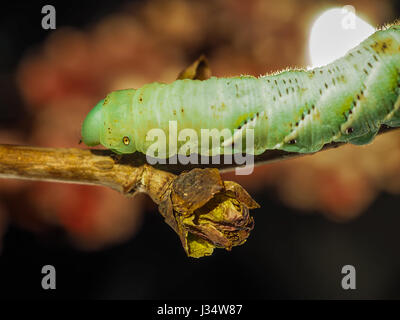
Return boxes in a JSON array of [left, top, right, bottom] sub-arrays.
[[81, 24, 400, 157]]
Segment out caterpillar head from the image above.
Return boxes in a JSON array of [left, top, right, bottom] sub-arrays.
[[81, 89, 137, 154]]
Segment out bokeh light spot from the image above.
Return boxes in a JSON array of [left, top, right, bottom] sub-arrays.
[[308, 7, 375, 68]]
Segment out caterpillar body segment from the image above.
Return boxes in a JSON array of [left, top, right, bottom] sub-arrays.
[[82, 25, 400, 157]]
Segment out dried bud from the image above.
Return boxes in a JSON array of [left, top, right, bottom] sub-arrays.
[[158, 168, 259, 258]]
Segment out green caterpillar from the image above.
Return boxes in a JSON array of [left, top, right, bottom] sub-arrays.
[[82, 25, 400, 157]]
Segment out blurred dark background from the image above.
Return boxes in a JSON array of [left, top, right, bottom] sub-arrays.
[[0, 0, 400, 299]]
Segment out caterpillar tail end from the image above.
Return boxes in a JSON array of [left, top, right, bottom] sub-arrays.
[[81, 99, 104, 147]]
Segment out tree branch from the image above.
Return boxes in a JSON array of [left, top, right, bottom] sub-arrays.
[[0, 125, 396, 190], [0, 144, 261, 258], [0, 123, 397, 258]]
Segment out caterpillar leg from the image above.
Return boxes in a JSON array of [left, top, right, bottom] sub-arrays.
[[383, 95, 400, 127], [348, 130, 378, 145]]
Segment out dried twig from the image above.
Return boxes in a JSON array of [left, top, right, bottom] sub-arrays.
[[0, 124, 396, 187], [0, 127, 396, 257], [0, 144, 260, 257]]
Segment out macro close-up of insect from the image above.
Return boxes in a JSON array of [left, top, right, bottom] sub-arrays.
[[1, 0, 400, 306], [82, 25, 400, 157]]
